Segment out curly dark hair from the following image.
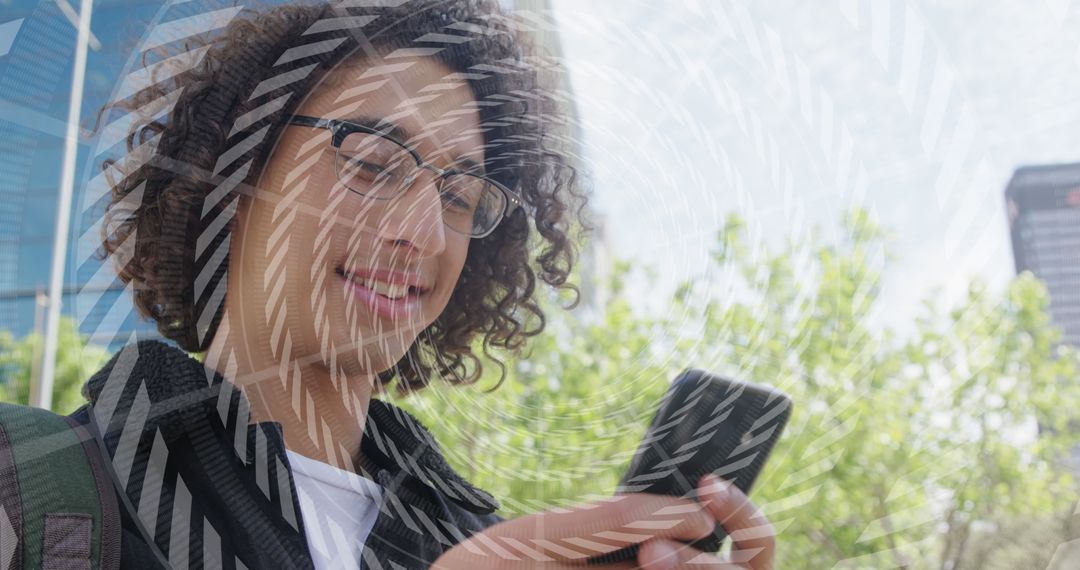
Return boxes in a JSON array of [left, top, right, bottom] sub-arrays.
[[96, 0, 589, 394]]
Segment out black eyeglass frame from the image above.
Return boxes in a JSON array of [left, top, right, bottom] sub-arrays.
[[287, 114, 525, 239]]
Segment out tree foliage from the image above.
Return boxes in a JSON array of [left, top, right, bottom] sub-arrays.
[[396, 208, 1080, 568], [0, 317, 111, 416]]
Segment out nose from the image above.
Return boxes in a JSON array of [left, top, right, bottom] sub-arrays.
[[374, 170, 447, 258]]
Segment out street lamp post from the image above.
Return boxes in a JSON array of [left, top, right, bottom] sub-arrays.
[[35, 0, 95, 410]]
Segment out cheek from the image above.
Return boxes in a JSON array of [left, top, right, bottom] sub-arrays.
[[254, 171, 341, 326]]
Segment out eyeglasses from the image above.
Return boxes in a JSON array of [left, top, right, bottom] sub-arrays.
[[286, 114, 524, 239]]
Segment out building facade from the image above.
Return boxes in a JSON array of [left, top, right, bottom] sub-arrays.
[[0, 0, 163, 351], [1006, 162, 1080, 347]]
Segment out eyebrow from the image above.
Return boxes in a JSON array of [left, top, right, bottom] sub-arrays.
[[341, 115, 411, 143], [340, 115, 485, 173]]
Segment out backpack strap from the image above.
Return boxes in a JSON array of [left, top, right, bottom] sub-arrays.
[[0, 403, 121, 570]]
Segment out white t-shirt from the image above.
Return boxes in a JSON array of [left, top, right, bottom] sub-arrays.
[[286, 449, 383, 570]]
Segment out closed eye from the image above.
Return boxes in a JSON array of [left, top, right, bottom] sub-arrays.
[[441, 190, 474, 211], [343, 156, 388, 175]]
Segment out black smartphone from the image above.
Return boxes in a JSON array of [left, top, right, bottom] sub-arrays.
[[588, 368, 792, 565]]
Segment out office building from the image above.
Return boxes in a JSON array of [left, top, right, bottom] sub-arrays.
[[1006, 162, 1080, 347]]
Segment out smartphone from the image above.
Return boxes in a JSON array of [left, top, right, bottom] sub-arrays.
[[588, 368, 792, 564]]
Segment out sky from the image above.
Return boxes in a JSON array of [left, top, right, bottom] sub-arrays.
[[549, 0, 1080, 335], [4, 0, 1080, 341]]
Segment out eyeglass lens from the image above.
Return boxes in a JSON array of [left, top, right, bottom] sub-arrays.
[[336, 132, 507, 237]]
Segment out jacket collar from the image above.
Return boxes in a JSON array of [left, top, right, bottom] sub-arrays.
[[80, 339, 499, 515]]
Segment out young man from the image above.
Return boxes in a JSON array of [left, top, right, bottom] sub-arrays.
[[72, 1, 776, 568]]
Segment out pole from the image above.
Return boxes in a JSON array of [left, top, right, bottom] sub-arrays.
[[35, 0, 94, 410], [28, 288, 47, 405]]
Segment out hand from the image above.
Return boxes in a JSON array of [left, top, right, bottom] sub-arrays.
[[636, 474, 776, 570], [432, 474, 776, 569]]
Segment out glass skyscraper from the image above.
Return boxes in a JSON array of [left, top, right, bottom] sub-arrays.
[[1, 0, 164, 349]]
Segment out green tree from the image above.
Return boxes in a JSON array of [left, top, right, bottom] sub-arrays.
[[677, 210, 1080, 568], [0, 317, 111, 415], [392, 208, 1080, 568]]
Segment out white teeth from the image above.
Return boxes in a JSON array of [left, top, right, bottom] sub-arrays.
[[349, 275, 411, 300]]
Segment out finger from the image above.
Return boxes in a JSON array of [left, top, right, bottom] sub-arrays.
[[449, 494, 715, 563], [432, 548, 640, 570], [697, 475, 776, 570], [637, 539, 746, 570], [553, 562, 638, 570], [433, 543, 644, 570]]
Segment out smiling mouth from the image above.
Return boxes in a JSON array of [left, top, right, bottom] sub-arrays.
[[334, 267, 428, 301]]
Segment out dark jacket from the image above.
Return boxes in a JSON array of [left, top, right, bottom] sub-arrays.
[[66, 340, 505, 569]]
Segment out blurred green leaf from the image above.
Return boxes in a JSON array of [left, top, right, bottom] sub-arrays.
[[0, 317, 110, 415]]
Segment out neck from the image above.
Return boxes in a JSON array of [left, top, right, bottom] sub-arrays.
[[204, 313, 378, 476]]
